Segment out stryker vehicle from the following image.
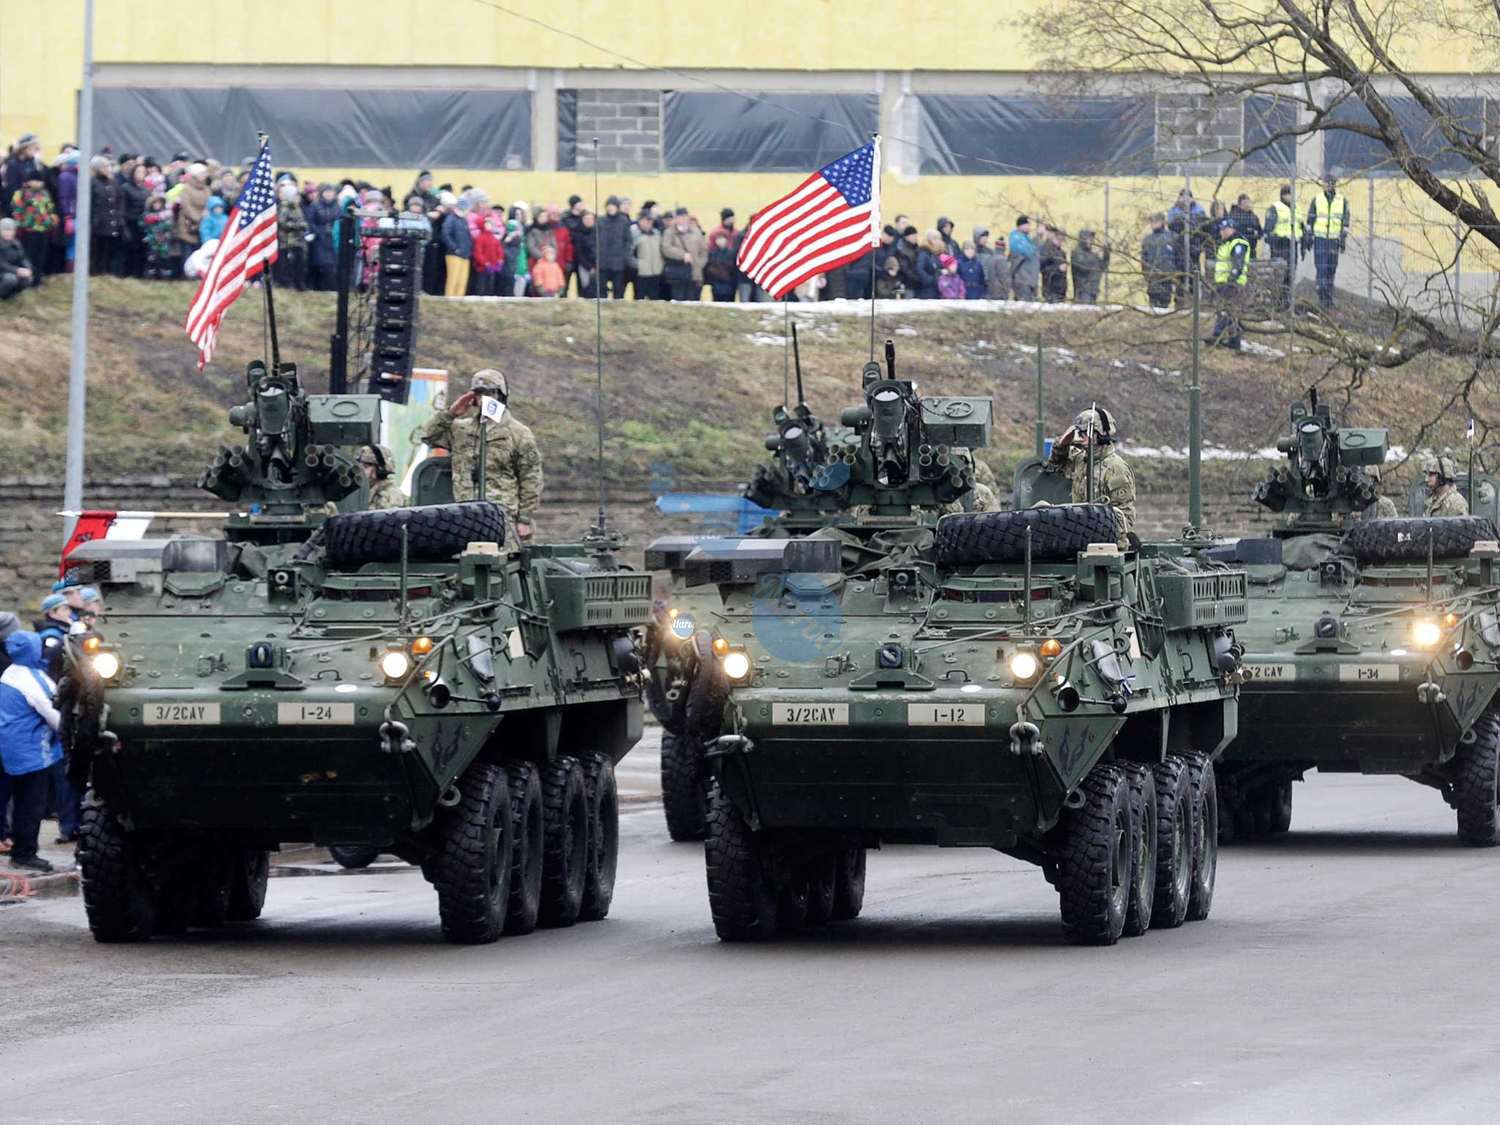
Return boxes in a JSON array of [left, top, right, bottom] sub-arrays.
[[60, 358, 646, 943], [653, 358, 1247, 945], [1186, 392, 1500, 844], [645, 344, 992, 841]]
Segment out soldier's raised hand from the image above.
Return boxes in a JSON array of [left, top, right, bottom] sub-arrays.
[[449, 391, 476, 416]]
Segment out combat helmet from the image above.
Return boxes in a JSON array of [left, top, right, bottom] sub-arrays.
[[1421, 454, 1458, 483], [358, 445, 395, 479], [1073, 406, 1119, 442], [471, 368, 509, 399]]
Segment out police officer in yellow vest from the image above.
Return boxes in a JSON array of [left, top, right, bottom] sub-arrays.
[[1206, 217, 1250, 349], [1303, 172, 1349, 310], [1263, 184, 1304, 311]]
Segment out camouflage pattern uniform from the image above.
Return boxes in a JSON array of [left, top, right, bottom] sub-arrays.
[[418, 369, 544, 550], [1426, 487, 1469, 517], [1049, 444, 1136, 544], [358, 445, 406, 510], [1373, 496, 1399, 519]]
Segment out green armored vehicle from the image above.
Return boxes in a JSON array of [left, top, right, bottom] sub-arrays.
[[61, 358, 646, 943], [1193, 392, 1500, 844], [656, 361, 1247, 945]]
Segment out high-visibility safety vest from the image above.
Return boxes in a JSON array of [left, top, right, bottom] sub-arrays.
[[1214, 237, 1250, 285], [1311, 192, 1347, 239], [1269, 201, 1303, 240]]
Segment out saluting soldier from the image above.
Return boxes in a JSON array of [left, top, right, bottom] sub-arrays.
[[418, 368, 544, 550], [357, 445, 406, 510], [1049, 406, 1136, 545], [1422, 455, 1469, 517]]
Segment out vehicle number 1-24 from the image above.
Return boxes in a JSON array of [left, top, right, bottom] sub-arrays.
[[277, 702, 355, 725]]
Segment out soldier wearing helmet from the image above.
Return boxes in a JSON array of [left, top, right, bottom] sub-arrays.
[[418, 368, 544, 550], [1048, 406, 1136, 545], [1364, 464, 1398, 519], [358, 444, 404, 510], [1421, 454, 1469, 517], [938, 451, 999, 515]]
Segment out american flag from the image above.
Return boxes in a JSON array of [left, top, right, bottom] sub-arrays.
[[737, 139, 881, 299], [184, 138, 279, 368]]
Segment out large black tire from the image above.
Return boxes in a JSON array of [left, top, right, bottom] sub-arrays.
[[705, 785, 777, 942], [580, 754, 620, 922], [538, 756, 590, 928], [323, 501, 509, 566], [1342, 515, 1497, 565], [935, 504, 1120, 566], [1181, 754, 1219, 922], [1455, 709, 1500, 846], [1266, 779, 1293, 836], [227, 850, 269, 922], [432, 761, 514, 945], [77, 795, 156, 943], [831, 845, 867, 921], [804, 851, 837, 927], [1151, 758, 1193, 929], [193, 852, 233, 929], [1056, 765, 1132, 946], [504, 762, 545, 934], [661, 731, 708, 842], [1121, 764, 1157, 938], [329, 845, 381, 870]]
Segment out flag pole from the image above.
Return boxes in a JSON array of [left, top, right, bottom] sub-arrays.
[[254, 133, 282, 373], [869, 134, 881, 362]]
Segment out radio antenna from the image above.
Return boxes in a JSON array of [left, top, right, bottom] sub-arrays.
[[791, 321, 806, 406], [592, 137, 606, 533]]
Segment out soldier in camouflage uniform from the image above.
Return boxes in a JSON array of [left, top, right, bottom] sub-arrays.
[[358, 445, 406, 510], [1048, 406, 1135, 546], [1422, 454, 1469, 517], [937, 452, 999, 515], [418, 368, 544, 551], [1364, 464, 1398, 519]]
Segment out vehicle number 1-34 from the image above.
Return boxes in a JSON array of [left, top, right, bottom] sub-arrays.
[[277, 702, 355, 725]]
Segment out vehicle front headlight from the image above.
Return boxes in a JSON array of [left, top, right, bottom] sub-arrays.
[[721, 650, 752, 682], [1008, 651, 1040, 682], [380, 650, 412, 680], [1412, 620, 1442, 649], [91, 652, 121, 680]]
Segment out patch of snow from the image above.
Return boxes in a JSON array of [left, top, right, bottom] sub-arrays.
[[895, 326, 920, 336], [1240, 340, 1286, 358], [744, 333, 787, 347]]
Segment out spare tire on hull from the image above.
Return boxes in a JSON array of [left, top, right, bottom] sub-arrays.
[[935, 504, 1120, 565], [1341, 515, 1497, 565], [324, 502, 509, 566]]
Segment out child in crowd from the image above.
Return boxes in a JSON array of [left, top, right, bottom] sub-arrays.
[[503, 217, 528, 297], [11, 172, 57, 288], [875, 255, 904, 299], [936, 252, 966, 299], [705, 233, 737, 302], [199, 196, 228, 245], [958, 241, 987, 299], [531, 243, 564, 298], [471, 214, 503, 296], [140, 194, 174, 279]]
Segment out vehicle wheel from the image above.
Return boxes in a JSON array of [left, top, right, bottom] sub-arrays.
[[580, 754, 620, 922], [831, 845, 867, 921], [804, 851, 838, 927], [1181, 754, 1219, 922], [1267, 779, 1293, 836], [323, 501, 509, 566], [432, 761, 514, 945], [661, 731, 709, 842], [227, 849, 270, 922], [1342, 515, 1496, 565], [77, 794, 156, 943], [539, 756, 590, 928], [504, 762, 544, 935], [705, 784, 777, 941], [1455, 709, 1500, 846], [1056, 764, 1131, 946], [192, 852, 233, 929], [329, 845, 381, 870], [1121, 764, 1157, 937], [935, 504, 1121, 566], [1151, 758, 1193, 929]]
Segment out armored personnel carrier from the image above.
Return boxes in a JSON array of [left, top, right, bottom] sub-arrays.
[[652, 359, 1246, 945], [60, 359, 646, 943], [1190, 392, 1500, 844]]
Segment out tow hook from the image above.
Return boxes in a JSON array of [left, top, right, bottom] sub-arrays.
[[378, 719, 415, 754], [1064, 788, 1088, 810], [1009, 720, 1042, 757], [706, 734, 753, 760], [1417, 682, 1447, 705]]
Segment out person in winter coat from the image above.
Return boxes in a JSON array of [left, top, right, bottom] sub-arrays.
[[55, 153, 78, 275], [89, 156, 125, 277], [172, 163, 211, 277], [531, 244, 565, 297], [0, 218, 34, 299], [33, 590, 79, 845], [973, 227, 1000, 299], [1008, 216, 1040, 300], [1229, 193, 1263, 258], [140, 194, 174, 279], [2, 134, 43, 220], [1070, 230, 1110, 304], [915, 231, 944, 299], [705, 233, 738, 302], [275, 180, 309, 290], [936, 216, 961, 259], [631, 214, 665, 299], [1040, 227, 1069, 302], [304, 184, 342, 291], [661, 209, 707, 301], [440, 195, 474, 297], [119, 162, 150, 277], [470, 213, 504, 296], [874, 254, 904, 299], [1140, 213, 1176, 309], [895, 226, 923, 294], [0, 631, 64, 872], [199, 195, 228, 246], [956, 241, 986, 299], [574, 210, 599, 297], [1166, 189, 1208, 307], [525, 208, 566, 294], [936, 252, 966, 299], [597, 196, 633, 299], [10, 173, 55, 288], [503, 213, 529, 297]]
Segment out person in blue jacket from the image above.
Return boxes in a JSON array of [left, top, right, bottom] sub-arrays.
[[34, 592, 79, 843], [199, 196, 229, 245], [957, 241, 987, 299], [0, 631, 63, 873]]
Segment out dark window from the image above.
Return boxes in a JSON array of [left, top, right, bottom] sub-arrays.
[[1323, 95, 1485, 176], [557, 89, 578, 172], [916, 95, 1156, 176], [663, 92, 877, 173], [1243, 95, 1298, 173], [93, 87, 533, 170]]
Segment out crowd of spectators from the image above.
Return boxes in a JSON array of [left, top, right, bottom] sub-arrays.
[[1, 132, 1299, 309]]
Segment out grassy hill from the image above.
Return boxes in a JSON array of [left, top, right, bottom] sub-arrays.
[[0, 279, 1486, 496]]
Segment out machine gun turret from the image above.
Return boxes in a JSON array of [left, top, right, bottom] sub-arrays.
[[1252, 388, 1387, 534], [200, 360, 381, 539]]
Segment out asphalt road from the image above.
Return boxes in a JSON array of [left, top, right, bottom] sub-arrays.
[[3, 763, 1498, 1124]]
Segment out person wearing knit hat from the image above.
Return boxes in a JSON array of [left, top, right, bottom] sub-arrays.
[[0, 216, 32, 300]]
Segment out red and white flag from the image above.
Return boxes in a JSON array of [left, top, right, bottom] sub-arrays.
[[184, 137, 280, 369], [736, 139, 881, 299]]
